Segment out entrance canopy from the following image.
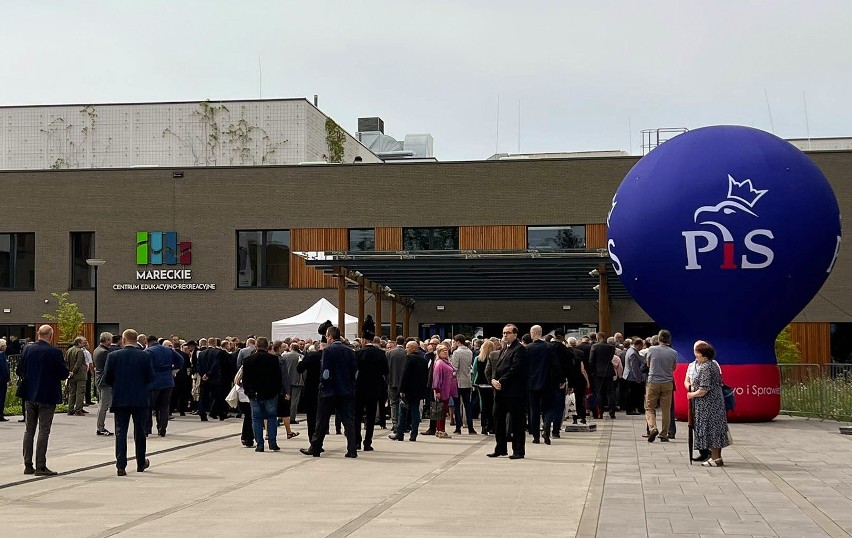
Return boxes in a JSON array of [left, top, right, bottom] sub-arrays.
[[271, 298, 358, 340], [300, 249, 628, 301]]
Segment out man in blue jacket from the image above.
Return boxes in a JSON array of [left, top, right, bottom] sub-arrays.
[[144, 335, 184, 437], [104, 329, 155, 476], [18, 325, 69, 476], [300, 326, 358, 458]]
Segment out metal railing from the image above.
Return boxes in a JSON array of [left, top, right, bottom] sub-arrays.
[[779, 363, 852, 422]]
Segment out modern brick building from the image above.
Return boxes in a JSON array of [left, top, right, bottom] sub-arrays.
[[0, 151, 848, 362]]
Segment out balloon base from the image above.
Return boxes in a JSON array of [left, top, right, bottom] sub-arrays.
[[674, 363, 780, 422]]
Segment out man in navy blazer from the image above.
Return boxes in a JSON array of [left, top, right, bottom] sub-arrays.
[[18, 325, 69, 476], [104, 329, 155, 476], [144, 335, 183, 437]]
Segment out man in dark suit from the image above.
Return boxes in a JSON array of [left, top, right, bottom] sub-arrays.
[[18, 325, 69, 476], [300, 326, 358, 458], [590, 332, 617, 419], [104, 329, 155, 476], [525, 325, 559, 444], [196, 338, 225, 421], [355, 337, 389, 451], [241, 337, 283, 452], [389, 341, 428, 442], [488, 324, 528, 460]]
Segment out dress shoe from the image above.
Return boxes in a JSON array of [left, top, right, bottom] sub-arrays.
[[659, 437, 670, 443], [300, 448, 320, 457], [24, 465, 35, 475], [486, 452, 506, 458], [255, 446, 264, 452], [408, 436, 417, 442], [508, 454, 525, 460], [363, 445, 374, 451], [137, 459, 150, 472], [96, 429, 114, 436], [388, 434, 403, 441], [345, 451, 358, 458], [421, 429, 435, 436], [609, 412, 616, 419], [200, 417, 209, 422], [117, 469, 127, 476], [291, 419, 299, 424], [543, 432, 551, 445], [647, 428, 659, 443], [34, 467, 57, 476], [453, 429, 462, 435], [269, 444, 281, 451], [552, 432, 561, 438], [179, 412, 186, 416], [532, 438, 540, 444], [468, 429, 478, 435]]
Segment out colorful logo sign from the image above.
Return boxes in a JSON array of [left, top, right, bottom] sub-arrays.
[[136, 231, 191, 265], [606, 125, 842, 422]]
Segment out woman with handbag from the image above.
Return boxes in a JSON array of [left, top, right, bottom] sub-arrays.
[[687, 341, 729, 467], [432, 345, 457, 439]]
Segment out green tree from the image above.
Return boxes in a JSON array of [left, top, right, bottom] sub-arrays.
[[41, 292, 85, 342], [775, 325, 802, 364]]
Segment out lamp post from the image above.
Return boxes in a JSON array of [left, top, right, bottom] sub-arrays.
[[86, 258, 106, 334]]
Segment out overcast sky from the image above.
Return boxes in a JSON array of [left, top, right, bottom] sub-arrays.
[[3, 1, 851, 161]]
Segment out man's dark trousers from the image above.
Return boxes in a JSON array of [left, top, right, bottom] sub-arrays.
[[596, 376, 617, 416], [114, 406, 147, 471], [356, 395, 379, 449], [23, 402, 56, 469], [311, 396, 357, 454], [528, 388, 548, 441], [146, 388, 173, 435], [493, 393, 526, 456]]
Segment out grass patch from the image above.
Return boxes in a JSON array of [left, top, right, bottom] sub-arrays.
[[781, 376, 852, 422]]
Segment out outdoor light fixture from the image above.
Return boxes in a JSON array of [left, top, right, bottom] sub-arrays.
[[592, 284, 600, 292], [589, 269, 600, 277], [562, 305, 571, 310], [86, 258, 107, 334], [3, 308, 10, 314], [172, 171, 184, 178], [436, 305, 445, 311]]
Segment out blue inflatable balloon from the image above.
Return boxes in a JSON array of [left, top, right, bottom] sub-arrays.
[[607, 126, 842, 421]]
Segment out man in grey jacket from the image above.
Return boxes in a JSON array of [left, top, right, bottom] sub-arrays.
[[93, 332, 114, 436], [282, 343, 305, 424], [451, 334, 477, 435], [386, 336, 407, 430]]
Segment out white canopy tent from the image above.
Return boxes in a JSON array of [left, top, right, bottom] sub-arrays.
[[271, 298, 358, 341]]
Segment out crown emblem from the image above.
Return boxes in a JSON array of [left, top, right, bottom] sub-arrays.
[[727, 174, 767, 208]]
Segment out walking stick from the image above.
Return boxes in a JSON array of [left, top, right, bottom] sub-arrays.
[[688, 396, 695, 465]]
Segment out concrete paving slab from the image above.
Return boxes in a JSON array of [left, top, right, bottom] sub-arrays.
[[2, 410, 852, 537]]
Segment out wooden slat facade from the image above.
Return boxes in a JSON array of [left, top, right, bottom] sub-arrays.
[[290, 228, 348, 288], [790, 322, 831, 364], [375, 227, 402, 251], [459, 225, 526, 250], [586, 223, 607, 249]]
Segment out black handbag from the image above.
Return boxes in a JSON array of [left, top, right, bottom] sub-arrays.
[[722, 384, 736, 411], [429, 400, 444, 420]]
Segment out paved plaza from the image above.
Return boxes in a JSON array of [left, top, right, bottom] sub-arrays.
[[1, 411, 851, 537]]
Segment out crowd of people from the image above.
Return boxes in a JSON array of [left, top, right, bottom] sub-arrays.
[[3, 321, 731, 476]]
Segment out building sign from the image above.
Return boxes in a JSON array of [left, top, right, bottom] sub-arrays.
[[113, 231, 216, 291]]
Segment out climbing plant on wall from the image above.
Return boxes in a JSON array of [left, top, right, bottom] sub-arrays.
[[325, 118, 346, 163]]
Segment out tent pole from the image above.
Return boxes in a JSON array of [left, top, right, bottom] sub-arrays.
[[337, 269, 346, 338]]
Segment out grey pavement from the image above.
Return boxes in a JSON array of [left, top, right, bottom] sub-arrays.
[[0, 407, 851, 537]]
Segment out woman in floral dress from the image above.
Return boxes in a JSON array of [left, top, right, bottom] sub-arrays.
[[687, 342, 729, 466]]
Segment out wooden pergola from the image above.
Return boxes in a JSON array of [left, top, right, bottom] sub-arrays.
[[296, 249, 627, 339]]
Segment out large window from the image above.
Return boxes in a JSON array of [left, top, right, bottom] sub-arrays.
[[236, 230, 290, 288], [0, 233, 35, 290], [70, 232, 95, 289], [527, 225, 586, 250], [349, 228, 375, 252], [403, 227, 459, 251]]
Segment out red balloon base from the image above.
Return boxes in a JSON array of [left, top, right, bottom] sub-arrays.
[[674, 363, 780, 422]]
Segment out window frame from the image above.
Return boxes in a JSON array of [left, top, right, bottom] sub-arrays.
[[402, 226, 460, 251], [0, 232, 35, 291], [235, 229, 291, 289], [70, 231, 96, 290], [348, 228, 375, 252], [526, 225, 587, 250]]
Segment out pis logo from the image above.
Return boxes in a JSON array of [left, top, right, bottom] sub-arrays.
[[136, 231, 192, 265], [681, 175, 773, 270]]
